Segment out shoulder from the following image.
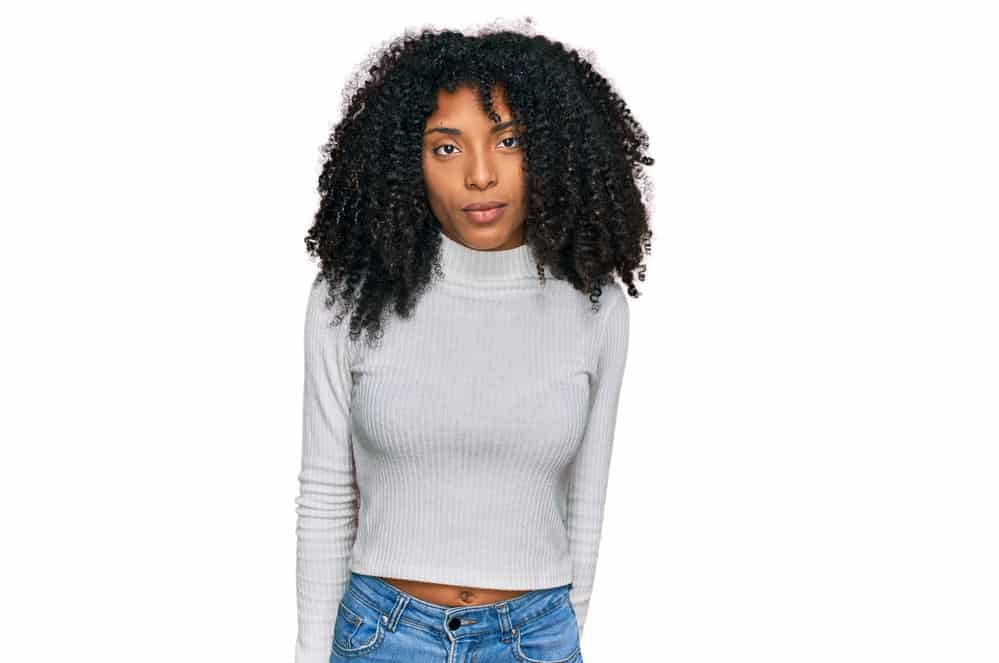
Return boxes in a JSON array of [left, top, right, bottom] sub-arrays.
[[305, 277, 357, 358], [599, 280, 629, 330], [581, 279, 629, 362], [305, 277, 335, 325], [603, 279, 627, 308], [597, 280, 630, 358], [306, 276, 352, 323]]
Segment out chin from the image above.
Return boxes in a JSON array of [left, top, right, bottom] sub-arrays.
[[461, 225, 515, 243]]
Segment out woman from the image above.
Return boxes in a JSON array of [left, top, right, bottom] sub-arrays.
[[296, 23, 654, 663]]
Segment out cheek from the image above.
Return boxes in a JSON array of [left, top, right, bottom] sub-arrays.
[[504, 161, 528, 205], [421, 160, 447, 198]]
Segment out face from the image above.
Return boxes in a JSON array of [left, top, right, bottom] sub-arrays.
[[421, 84, 528, 251]]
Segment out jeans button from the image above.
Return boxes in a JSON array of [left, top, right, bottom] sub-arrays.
[[448, 617, 461, 630]]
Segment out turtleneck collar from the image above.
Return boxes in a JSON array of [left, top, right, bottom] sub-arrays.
[[438, 228, 539, 281]]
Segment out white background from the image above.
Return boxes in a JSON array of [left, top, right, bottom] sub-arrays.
[[1, 2, 996, 661]]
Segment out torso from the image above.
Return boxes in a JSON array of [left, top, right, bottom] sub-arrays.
[[378, 576, 530, 606]]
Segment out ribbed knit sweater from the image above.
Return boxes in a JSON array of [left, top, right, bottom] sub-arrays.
[[295, 229, 630, 663]]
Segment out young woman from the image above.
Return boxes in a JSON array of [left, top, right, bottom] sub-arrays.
[[296, 24, 654, 663]]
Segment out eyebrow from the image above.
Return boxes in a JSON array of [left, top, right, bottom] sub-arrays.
[[423, 119, 519, 137]]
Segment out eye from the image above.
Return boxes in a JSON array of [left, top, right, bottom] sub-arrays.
[[432, 143, 459, 156], [500, 135, 522, 149]]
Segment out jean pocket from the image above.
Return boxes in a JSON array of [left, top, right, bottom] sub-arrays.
[[331, 589, 387, 658], [511, 596, 581, 663]]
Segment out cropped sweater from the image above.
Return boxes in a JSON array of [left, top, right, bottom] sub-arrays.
[[295, 229, 630, 663]]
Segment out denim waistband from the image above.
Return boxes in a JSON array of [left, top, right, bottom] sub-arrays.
[[345, 571, 573, 640]]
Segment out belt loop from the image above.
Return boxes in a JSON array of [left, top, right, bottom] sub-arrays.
[[495, 601, 514, 643], [385, 594, 409, 632]]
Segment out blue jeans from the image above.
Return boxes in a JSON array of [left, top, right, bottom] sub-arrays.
[[330, 571, 584, 663]]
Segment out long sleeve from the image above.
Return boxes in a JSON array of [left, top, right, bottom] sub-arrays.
[[295, 280, 359, 663], [566, 289, 630, 637]]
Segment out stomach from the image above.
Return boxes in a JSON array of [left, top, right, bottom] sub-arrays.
[[377, 576, 531, 606]]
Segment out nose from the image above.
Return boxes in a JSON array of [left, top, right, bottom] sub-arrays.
[[464, 150, 497, 190]]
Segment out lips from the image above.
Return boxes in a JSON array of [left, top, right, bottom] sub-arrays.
[[463, 204, 507, 224], [462, 202, 507, 211]]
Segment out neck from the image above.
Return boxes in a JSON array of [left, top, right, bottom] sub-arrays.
[[438, 229, 540, 281]]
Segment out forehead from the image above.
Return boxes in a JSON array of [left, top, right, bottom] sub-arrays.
[[424, 84, 514, 128]]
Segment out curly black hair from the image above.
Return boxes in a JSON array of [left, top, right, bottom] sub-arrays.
[[305, 20, 655, 347]]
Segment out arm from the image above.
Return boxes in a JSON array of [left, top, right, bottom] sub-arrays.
[[295, 279, 359, 663], [566, 287, 630, 638]]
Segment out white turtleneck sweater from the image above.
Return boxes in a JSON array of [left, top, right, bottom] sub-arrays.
[[295, 229, 630, 663]]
